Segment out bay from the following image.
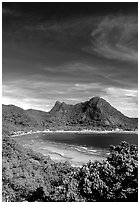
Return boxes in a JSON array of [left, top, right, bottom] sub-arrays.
[[40, 132, 138, 149], [13, 132, 138, 166]]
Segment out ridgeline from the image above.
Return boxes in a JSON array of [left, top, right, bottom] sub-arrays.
[[2, 97, 138, 135]]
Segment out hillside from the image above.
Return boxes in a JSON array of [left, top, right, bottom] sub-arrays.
[[2, 97, 138, 134], [2, 105, 50, 134]]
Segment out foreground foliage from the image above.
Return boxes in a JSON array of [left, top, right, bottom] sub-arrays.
[[2, 135, 138, 202], [76, 141, 138, 201]]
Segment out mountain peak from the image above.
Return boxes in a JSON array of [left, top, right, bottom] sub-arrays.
[[55, 100, 61, 106], [89, 96, 101, 102], [49, 100, 62, 113], [2, 97, 138, 132], [87, 96, 101, 107]]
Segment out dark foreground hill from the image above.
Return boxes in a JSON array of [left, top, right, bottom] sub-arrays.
[[2, 97, 138, 134], [2, 135, 138, 201]]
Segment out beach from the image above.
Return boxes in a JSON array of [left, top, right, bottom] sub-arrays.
[[11, 129, 138, 137], [12, 132, 107, 167], [12, 130, 138, 167], [25, 141, 106, 166]]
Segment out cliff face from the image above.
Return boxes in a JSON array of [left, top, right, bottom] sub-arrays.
[[2, 97, 138, 134]]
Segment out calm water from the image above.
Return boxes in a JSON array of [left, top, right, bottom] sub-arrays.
[[40, 132, 138, 150], [13, 132, 138, 163]]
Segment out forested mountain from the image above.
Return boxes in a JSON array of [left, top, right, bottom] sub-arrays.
[[2, 97, 138, 134], [49, 97, 137, 130]]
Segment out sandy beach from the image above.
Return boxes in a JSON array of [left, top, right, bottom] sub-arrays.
[[23, 141, 106, 167], [11, 129, 138, 137]]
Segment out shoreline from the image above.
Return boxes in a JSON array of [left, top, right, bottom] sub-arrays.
[[11, 129, 137, 167], [11, 129, 138, 137], [14, 137, 107, 167]]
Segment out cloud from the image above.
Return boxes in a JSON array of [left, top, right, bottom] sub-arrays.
[[2, 76, 105, 112], [101, 87, 138, 117], [3, 12, 137, 90], [3, 8, 13, 15], [2, 79, 90, 111], [2, 83, 56, 111], [2, 7, 21, 17], [74, 83, 101, 91], [88, 15, 138, 63], [3, 58, 137, 106], [2, 78, 138, 117], [2, 8, 137, 117]]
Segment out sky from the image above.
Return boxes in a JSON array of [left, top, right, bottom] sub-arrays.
[[2, 2, 138, 117]]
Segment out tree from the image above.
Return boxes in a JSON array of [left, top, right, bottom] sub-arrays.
[[75, 141, 138, 202]]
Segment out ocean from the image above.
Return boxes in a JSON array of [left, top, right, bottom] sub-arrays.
[[40, 132, 138, 149]]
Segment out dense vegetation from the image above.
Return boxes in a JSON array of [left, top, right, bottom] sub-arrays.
[[2, 135, 138, 202]]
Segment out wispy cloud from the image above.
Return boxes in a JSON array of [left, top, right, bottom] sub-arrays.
[[2, 7, 21, 17], [3, 7, 13, 15], [74, 83, 101, 91], [2, 4, 137, 117], [87, 15, 138, 63]]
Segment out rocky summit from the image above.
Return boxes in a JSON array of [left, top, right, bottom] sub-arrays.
[[2, 97, 138, 134]]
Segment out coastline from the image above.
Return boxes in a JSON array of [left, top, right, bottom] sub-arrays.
[[13, 135, 106, 167], [11, 129, 138, 137], [11, 129, 137, 167]]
